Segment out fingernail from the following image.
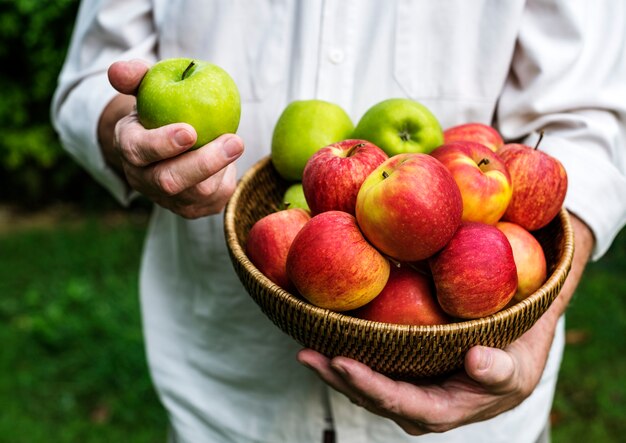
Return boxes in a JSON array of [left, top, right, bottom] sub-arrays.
[[174, 129, 194, 148], [223, 136, 243, 159], [478, 348, 492, 371]]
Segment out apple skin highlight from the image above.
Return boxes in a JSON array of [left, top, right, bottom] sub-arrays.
[[287, 211, 390, 312], [302, 139, 388, 216], [429, 222, 518, 319], [356, 153, 463, 262], [136, 58, 241, 149]]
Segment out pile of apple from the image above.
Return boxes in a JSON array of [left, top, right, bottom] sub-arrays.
[[246, 98, 568, 326]]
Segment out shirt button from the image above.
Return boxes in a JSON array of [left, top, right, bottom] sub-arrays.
[[328, 48, 345, 64]]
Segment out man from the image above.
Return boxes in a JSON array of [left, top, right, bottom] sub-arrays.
[[52, 1, 626, 442]]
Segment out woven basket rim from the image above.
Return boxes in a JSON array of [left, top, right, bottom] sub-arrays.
[[225, 155, 575, 335]]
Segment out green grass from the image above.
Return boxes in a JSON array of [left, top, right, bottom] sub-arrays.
[[552, 227, 626, 443], [0, 210, 624, 442], [0, 211, 166, 443]]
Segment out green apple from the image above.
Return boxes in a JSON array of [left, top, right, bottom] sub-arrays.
[[271, 100, 354, 181], [282, 183, 310, 211], [136, 58, 240, 149], [353, 98, 444, 156]]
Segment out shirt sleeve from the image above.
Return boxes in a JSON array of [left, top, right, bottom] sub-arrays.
[[51, 0, 158, 205], [496, 0, 626, 260]]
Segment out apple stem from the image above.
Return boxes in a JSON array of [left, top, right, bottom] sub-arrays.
[[346, 142, 366, 157], [182, 61, 196, 80], [534, 131, 545, 150], [382, 171, 390, 179], [477, 158, 490, 167], [406, 262, 429, 276]]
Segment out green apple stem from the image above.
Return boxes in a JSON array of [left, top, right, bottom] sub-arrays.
[[182, 61, 196, 80], [477, 158, 490, 167], [534, 131, 545, 150], [398, 129, 411, 142]]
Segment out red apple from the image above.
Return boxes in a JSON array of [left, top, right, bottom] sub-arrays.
[[496, 221, 547, 303], [302, 139, 388, 215], [429, 222, 518, 319], [356, 153, 463, 262], [430, 141, 512, 225], [498, 142, 568, 231], [286, 211, 390, 311], [443, 122, 504, 152], [353, 265, 449, 326], [245, 208, 311, 291]]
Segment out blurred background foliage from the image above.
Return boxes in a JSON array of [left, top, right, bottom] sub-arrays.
[[0, 0, 117, 209]]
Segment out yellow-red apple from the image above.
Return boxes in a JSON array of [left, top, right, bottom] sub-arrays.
[[286, 211, 390, 311], [353, 265, 449, 326], [430, 141, 513, 225], [302, 139, 388, 215], [443, 122, 504, 152], [496, 221, 547, 303], [356, 153, 463, 262], [246, 208, 311, 291], [429, 222, 518, 319], [498, 142, 568, 231]]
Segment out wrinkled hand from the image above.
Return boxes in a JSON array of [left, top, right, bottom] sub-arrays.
[[298, 312, 555, 435], [299, 214, 593, 436], [106, 60, 244, 218]]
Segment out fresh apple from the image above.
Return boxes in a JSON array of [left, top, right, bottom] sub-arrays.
[[430, 141, 513, 225], [302, 139, 388, 215], [356, 153, 463, 262], [271, 100, 354, 181], [443, 122, 504, 152], [353, 265, 449, 326], [496, 221, 547, 303], [282, 183, 309, 211], [245, 208, 311, 292], [498, 141, 568, 231], [136, 58, 240, 149], [429, 222, 518, 319], [352, 98, 444, 156], [286, 211, 390, 312]]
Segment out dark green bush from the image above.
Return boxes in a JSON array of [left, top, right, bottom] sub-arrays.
[[0, 0, 122, 208]]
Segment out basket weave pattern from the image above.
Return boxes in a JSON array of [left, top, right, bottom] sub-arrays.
[[225, 156, 574, 377]]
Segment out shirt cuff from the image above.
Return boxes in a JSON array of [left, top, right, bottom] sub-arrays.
[[55, 71, 138, 206], [525, 133, 626, 260]]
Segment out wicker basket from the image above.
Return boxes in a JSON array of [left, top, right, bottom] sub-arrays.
[[224, 155, 575, 378]]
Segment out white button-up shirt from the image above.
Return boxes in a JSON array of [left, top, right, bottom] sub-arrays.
[[52, 1, 626, 442]]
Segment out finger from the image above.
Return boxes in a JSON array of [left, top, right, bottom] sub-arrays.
[[149, 134, 243, 196], [329, 357, 428, 417], [152, 163, 238, 219], [464, 346, 517, 393], [108, 59, 151, 95], [297, 350, 366, 402], [116, 115, 197, 166], [323, 356, 434, 435]]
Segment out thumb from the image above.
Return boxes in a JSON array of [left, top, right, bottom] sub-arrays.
[[464, 346, 517, 393], [108, 59, 151, 95]]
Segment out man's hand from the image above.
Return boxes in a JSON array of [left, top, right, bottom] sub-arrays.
[[298, 214, 594, 435], [98, 59, 244, 218]]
